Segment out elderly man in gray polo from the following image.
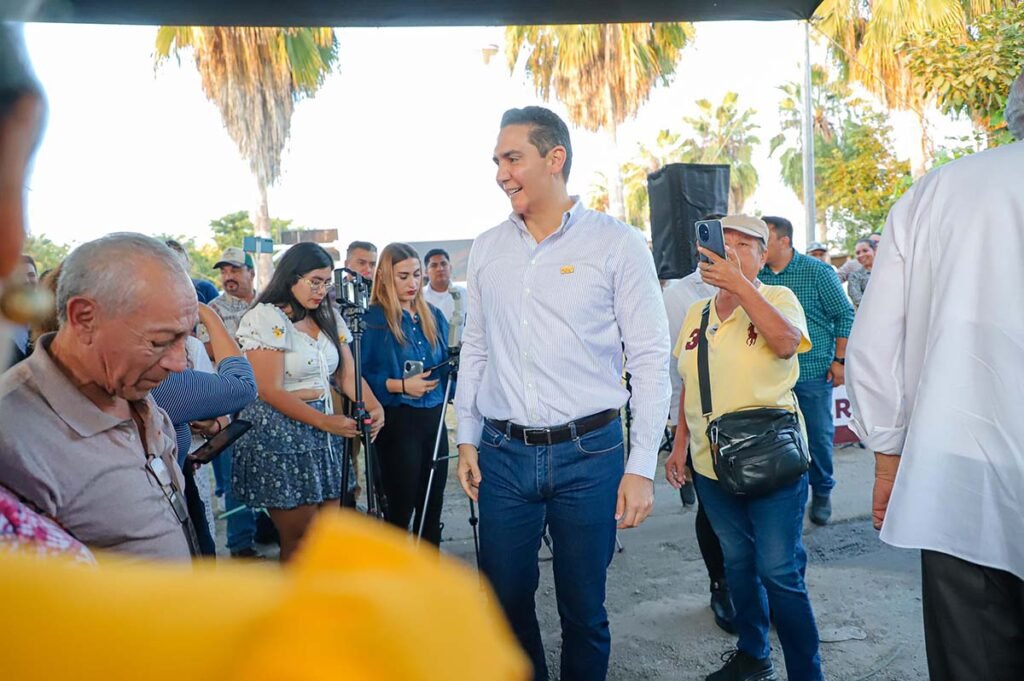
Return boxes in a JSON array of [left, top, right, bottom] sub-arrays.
[[0, 233, 199, 561]]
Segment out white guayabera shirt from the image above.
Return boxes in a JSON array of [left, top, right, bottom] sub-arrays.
[[846, 140, 1024, 580]]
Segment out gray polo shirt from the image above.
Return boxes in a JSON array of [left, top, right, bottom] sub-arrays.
[[0, 335, 191, 561]]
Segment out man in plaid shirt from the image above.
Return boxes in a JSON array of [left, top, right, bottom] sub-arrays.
[[759, 216, 854, 525]]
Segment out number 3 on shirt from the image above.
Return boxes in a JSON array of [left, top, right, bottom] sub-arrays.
[[684, 328, 700, 351]]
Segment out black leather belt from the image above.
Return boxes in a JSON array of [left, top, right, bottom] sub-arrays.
[[487, 408, 620, 446]]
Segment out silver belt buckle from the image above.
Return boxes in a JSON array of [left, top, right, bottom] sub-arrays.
[[522, 427, 551, 446]]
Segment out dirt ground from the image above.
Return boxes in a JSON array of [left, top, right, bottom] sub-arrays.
[[214, 429, 928, 680], [435, 440, 928, 681]]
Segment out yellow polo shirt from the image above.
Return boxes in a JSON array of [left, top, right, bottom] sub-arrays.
[[674, 284, 811, 480]]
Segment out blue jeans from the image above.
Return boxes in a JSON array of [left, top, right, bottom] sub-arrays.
[[695, 473, 823, 681], [212, 445, 256, 553], [794, 378, 835, 497], [478, 418, 624, 681]]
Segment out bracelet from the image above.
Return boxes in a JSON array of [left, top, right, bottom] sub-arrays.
[[401, 377, 406, 395]]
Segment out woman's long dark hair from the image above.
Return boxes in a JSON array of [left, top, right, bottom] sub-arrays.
[[254, 242, 343, 365]]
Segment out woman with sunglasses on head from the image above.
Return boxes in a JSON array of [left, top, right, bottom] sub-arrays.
[[361, 243, 450, 545], [232, 242, 384, 562]]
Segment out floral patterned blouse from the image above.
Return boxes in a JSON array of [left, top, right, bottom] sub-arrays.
[[236, 303, 352, 395]]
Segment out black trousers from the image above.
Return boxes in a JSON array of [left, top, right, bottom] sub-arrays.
[[375, 404, 447, 546], [922, 549, 1024, 681], [695, 497, 726, 585], [687, 448, 726, 586]]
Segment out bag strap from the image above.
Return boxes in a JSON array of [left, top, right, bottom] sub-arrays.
[[697, 301, 713, 419]]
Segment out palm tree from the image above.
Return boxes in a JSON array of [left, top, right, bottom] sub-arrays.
[[676, 92, 761, 212], [593, 92, 760, 229], [155, 27, 338, 277], [505, 23, 695, 221], [813, 0, 1012, 174], [769, 66, 845, 239]]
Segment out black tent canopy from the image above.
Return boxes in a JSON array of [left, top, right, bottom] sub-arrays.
[[21, 0, 823, 27]]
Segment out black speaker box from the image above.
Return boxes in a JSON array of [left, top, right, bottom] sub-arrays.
[[647, 163, 731, 280]]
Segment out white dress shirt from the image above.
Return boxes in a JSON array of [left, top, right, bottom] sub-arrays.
[[846, 140, 1024, 580], [422, 283, 466, 345], [455, 199, 671, 479], [662, 271, 716, 425]]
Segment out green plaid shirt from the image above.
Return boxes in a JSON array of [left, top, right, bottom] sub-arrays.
[[759, 251, 854, 382]]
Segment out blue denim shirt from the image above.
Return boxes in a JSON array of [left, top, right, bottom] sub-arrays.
[[360, 304, 450, 409]]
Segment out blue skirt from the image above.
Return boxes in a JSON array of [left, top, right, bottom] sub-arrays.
[[231, 398, 347, 510]]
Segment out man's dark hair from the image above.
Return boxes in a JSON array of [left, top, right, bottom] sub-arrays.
[[762, 216, 794, 244], [871, 231, 883, 238], [500, 106, 573, 182], [21, 254, 36, 270], [346, 240, 376, 256], [423, 248, 450, 265]]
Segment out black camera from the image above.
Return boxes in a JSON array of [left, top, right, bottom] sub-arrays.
[[698, 223, 710, 241], [334, 268, 369, 313]]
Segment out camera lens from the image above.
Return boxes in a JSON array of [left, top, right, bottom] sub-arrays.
[[698, 224, 710, 241]]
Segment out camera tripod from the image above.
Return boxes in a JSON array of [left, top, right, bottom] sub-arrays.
[[416, 347, 481, 567], [337, 268, 388, 520]]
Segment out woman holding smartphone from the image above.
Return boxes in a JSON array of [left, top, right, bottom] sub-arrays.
[[233, 242, 384, 562], [361, 243, 450, 545]]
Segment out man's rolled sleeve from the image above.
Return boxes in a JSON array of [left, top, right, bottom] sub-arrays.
[[613, 230, 671, 480], [847, 206, 908, 455]]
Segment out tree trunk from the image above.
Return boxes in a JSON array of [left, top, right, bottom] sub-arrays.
[[252, 179, 274, 289], [602, 28, 626, 223], [909, 110, 933, 178], [605, 121, 626, 222]]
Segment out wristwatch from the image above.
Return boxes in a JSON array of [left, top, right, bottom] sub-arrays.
[[832, 357, 846, 365]]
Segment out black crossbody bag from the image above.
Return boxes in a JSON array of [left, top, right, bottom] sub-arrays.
[[697, 301, 809, 497]]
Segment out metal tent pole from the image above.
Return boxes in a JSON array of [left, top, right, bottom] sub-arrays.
[[802, 20, 817, 246]]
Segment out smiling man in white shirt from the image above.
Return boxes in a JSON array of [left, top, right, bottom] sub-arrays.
[[847, 68, 1024, 681], [455, 106, 669, 681]]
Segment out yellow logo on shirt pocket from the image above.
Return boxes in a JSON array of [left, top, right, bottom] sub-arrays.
[[560, 265, 575, 275]]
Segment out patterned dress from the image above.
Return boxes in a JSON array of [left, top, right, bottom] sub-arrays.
[[231, 304, 353, 509]]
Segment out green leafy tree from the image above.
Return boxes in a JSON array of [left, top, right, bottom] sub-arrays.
[[770, 67, 911, 249], [208, 210, 293, 253], [903, 4, 1024, 147], [155, 27, 338, 278], [155, 233, 220, 284], [506, 23, 695, 220], [814, 0, 1013, 174], [22, 233, 70, 274]]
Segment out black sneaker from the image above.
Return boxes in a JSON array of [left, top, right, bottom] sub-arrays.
[[809, 494, 832, 526], [230, 547, 266, 560], [706, 650, 777, 681], [709, 580, 737, 634]]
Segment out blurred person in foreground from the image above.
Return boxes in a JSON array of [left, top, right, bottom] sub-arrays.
[[847, 67, 1024, 681], [666, 215, 821, 681], [0, 21, 527, 680]]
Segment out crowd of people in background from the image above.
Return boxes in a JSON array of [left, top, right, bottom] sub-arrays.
[[3, 16, 1024, 680]]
